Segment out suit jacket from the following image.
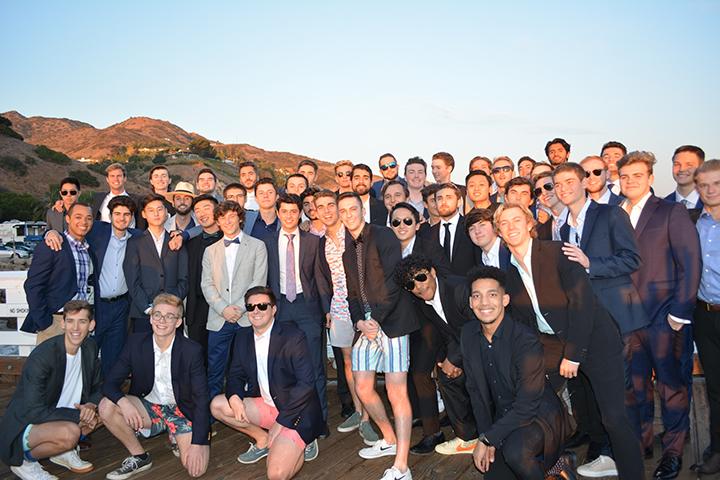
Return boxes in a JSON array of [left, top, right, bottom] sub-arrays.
[[202, 233, 268, 331], [185, 232, 222, 333], [370, 176, 407, 199], [428, 214, 478, 276], [536, 219, 553, 240], [123, 230, 189, 318], [343, 223, 417, 337], [461, 317, 570, 469], [411, 234, 452, 279], [22, 238, 97, 333], [665, 191, 704, 210], [607, 191, 624, 206], [477, 240, 512, 271], [243, 210, 259, 235], [560, 202, 648, 334], [369, 196, 389, 226], [0, 335, 102, 466], [505, 240, 622, 365], [103, 332, 210, 445], [264, 230, 321, 311], [225, 322, 324, 444], [631, 195, 702, 324]]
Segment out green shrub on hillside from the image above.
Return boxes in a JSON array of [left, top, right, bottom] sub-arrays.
[[0, 192, 43, 221], [0, 156, 28, 176], [0, 116, 23, 140], [68, 169, 101, 188], [35, 145, 71, 165]]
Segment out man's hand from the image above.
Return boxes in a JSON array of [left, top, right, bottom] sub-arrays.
[[52, 200, 64, 213], [438, 358, 462, 379], [325, 313, 332, 329], [559, 358, 580, 378], [667, 315, 685, 331], [168, 232, 184, 251], [117, 397, 145, 431], [473, 442, 495, 473], [75, 402, 97, 425], [561, 242, 590, 269], [45, 230, 64, 252], [228, 395, 248, 424], [181, 444, 209, 478], [357, 319, 380, 340], [222, 305, 242, 323]]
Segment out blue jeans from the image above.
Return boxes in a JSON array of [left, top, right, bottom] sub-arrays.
[[207, 321, 242, 399]]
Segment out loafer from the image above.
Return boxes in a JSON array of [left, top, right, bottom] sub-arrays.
[[340, 404, 355, 419], [304, 439, 319, 462], [359, 420, 380, 446], [237, 443, 269, 464], [410, 431, 445, 455], [653, 455, 681, 480]]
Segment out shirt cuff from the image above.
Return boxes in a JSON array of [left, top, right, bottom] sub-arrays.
[[144, 306, 152, 315], [668, 314, 691, 325], [565, 359, 580, 366]]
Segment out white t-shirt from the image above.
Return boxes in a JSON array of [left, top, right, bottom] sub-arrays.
[[56, 350, 83, 409]]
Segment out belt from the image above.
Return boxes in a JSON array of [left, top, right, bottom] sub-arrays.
[[101, 293, 128, 303], [699, 299, 720, 313]]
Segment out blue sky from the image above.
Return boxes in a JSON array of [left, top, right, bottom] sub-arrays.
[[2, 1, 718, 194]]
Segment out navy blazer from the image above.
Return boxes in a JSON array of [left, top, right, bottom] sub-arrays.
[[560, 202, 648, 334], [103, 332, 210, 445], [225, 322, 324, 444], [631, 195, 702, 324], [264, 230, 321, 310], [369, 196, 389, 226], [22, 238, 97, 333], [665, 191, 704, 210], [123, 230, 189, 318], [607, 192, 624, 206], [477, 240, 512, 271]]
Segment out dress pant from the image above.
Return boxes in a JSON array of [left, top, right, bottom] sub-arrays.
[[94, 294, 130, 376], [408, 320, 441, 436], [626, 320, 693, 457], [437, 370, 477, 441], [694, 302, 720, 453], [207, 320, 241, 399], [277, 293, 328, 421], [485, 422, 545, 480]]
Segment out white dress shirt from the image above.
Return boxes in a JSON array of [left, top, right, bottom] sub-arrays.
[[224, 232, 243, 298], [401, 236, 416, 259], [362, 197, 371, 223], [674, 189, 700, 209], [482, 237, 502, 268], [510, 240, 555, 335], [245, 192, 259, 211], [278, 228, 303, 296], [439, 211, 461, 259], [424, 278, 448, 324], [148, 229, 165, 257], [567, 198, 592, 246], [144, 336, 177, 406], [255, 322, 275, 407], [99, 191, 135, 227], [623, 191, 653, 229], [596, 188, 612, 205]]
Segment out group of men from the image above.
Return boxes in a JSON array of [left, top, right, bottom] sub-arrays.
[[1, 137, 718, 480]]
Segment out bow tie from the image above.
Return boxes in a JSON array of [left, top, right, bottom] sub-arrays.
[[224, 237, 240, 247]]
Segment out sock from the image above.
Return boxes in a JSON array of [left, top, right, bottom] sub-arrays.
[[135, 452, 149, 460], [23, 450, 38, 462]]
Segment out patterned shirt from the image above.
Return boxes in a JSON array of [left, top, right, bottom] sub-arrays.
[[325, 227, 352, 325], [64, 231, 92, 302]]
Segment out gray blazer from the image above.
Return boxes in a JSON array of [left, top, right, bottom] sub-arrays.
[[201, 233, 268, 331]]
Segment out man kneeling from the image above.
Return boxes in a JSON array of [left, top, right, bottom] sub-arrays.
[[0, 300, 101, 480], [211, 286, 323, 480], [99, 293, 209, 479]]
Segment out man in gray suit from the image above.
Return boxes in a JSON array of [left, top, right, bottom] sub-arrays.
[[202, 200, 268, 400]]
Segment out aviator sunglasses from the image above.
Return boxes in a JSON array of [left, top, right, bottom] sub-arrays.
[[245, 303, 271, 312], [585, 169, 604, 177], [379, 162, 398, 171], [533, 183, 554, 197], [404, 272, 428, 291], [60, 190, 79, 196], [391, 218, 414, 227]]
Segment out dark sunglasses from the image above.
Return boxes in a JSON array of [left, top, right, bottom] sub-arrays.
[[391, 218, 414, 227], [585, 169, 604, 178], [492, 166, 513, 174], [404, 272, 428, 291], [60, 190, 78, 196], [245, 303, 271, 312], [336, 171, 352, 178], [379, 162, 398, 171], [533, 184, 554, 196]]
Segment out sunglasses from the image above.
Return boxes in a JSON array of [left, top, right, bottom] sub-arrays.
[[492, 166, 513, 174], [585, 169, 604, 178], [60, 190, 78, 196], [379, 162, 398, 171], [404, 272, 428, 291], [391, 218, 414, 227], [336, 171, 352, 178], [533, 184, 554, 196], [245, 302, 271, 312]]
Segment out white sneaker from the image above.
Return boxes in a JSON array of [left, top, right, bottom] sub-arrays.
[[576, 455, 618, 477], [50, 447, 94, 473], [10, 460, 59, 480], [358, 439, 397, 459], [380, 465, 413, 480]]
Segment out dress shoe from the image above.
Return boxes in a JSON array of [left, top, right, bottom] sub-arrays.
[[410, 432, 445, 455], [696, 451, 720, 475], [340, 404, 355, 419], [564, 431, 590, 449], [653, 455, 681, 480]]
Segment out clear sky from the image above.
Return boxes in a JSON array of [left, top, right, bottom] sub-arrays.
[[2, 1, 718, 194]]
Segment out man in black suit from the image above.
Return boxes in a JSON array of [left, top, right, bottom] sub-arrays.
[[99, 293, 209, 479], [461, 266, 571, 479], [554, 162, 647, 475], [264, 193, 327, 424], [429, 183, 476, 276], [211, 286, 324, 477], [338, 192, 416, 480], [464, 208, 511, 270], [0, 300, 101, 479], [184, 194, 221, 357], [494, 202, 644, 479], [396, 255, 479, 457], [123, 193, 188, 333], [618, 152, 702, 479], [352, 163, 388, 226], [91, 163, 138, 227]]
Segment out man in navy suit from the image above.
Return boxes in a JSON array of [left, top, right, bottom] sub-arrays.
[[123, 193, 189, 333], [554, 162, 647, 476], [211, 286, 323, 478], [581, 155, 624, 206], [371, 153, 407, 199], [665, 145, 705, 210], [263, 193, 327, 425], [23, 202, 96, 343], [619, 151, 702, 479], [464, 208, 510, 270], [99, 293, 209, 479]]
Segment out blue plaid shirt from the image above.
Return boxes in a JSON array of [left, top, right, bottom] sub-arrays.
[[64, 231, 92, 301]]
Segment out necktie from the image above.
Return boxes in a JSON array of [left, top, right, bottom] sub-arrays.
[[285, 234, 297, 302], [443, 223, 452, 261], [224, 237, 240, 247], [354, 235, 371, 315], [681, 199, 691, 209]]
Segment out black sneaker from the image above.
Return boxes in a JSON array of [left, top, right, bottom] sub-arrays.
[[106, 454, 153, 479]]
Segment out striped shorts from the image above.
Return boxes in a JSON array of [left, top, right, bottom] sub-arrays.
[[352, 329, 409, 373]]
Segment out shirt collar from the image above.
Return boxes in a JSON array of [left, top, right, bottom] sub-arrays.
[[569, 198, 592, 228], [625, 191, 652, 211], [148, 229, 166, 243], [598, 188, 612, 204], [424, 277, 442, 307], [442, 211, 461, 226], [402, 235, 417, 257], [675, 189, 699, 205], [510, 238, 533, 270], [64, 231, 88, 249], [152, 335, 175, 355], [485, 236, 501, 257], [254, 320, 275, 341], [281, 227, 300, 238], [223, 231, 244, 243]]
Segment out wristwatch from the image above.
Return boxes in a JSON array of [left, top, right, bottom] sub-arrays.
[[478, 434, 492, 447]]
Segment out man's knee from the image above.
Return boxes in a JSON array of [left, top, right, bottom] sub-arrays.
[[209, 395, 228, 416], [267, 464, 291, 480], [98, 397, 117, 421], [57, 422, 81, 450]]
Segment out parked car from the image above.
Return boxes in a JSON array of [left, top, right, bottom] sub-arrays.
[[0, 245, 29, 258]]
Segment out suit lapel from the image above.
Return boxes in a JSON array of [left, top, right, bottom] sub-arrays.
[[580, 202, 599, 250], [143, 231, 163, 269], [635, 196, 659, 237], [142, 334, 156, 386], [530, 240, 546, 308], [170, 336, 181, 398]]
